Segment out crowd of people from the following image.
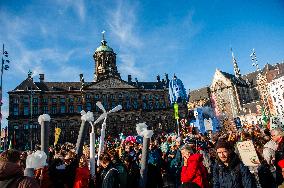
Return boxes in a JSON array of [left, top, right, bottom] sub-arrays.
[[1, 122, 284, 188]]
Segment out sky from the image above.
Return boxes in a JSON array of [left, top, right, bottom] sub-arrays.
[[0, 0, 284, 128]]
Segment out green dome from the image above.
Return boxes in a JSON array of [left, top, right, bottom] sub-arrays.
[[95, 39, 113, 52], [95, 45, 113, 52]]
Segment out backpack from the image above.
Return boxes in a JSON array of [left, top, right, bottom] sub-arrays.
[[0, 175, 25, 188]]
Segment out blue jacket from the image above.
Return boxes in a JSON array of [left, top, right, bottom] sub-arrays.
[[213, 153, 257, 188]]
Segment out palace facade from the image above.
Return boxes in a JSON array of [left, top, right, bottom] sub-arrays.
[[8, 37, 186, 150]]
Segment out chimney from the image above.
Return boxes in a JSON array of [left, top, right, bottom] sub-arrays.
[[128, 75, 132, 83], [39, 74, 44, 82]]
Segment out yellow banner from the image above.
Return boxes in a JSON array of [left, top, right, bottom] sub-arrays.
[[174, 103, 179, 120], [54, 128, 61, 145]]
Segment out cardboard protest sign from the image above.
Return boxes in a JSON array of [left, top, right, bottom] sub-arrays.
[[204, 118, 213, 131], [236, 140, 260, 167]]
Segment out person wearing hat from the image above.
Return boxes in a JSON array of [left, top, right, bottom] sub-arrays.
[[212, 139, 257, 188]]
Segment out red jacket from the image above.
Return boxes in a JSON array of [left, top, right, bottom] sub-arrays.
[[181, 153, 209, 188], [73, 166, 90, 188]]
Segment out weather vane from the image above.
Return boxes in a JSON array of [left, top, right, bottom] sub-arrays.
[[102, 30, 105, 40]]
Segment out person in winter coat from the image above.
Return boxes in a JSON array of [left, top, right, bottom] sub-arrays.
[[271, 128, 284, 185], [147, 141, 163, 188], [73, 155, 90, 188], [108, 149, 128, 188], [277, 160, 284, 188], [180, 144, 209, 188], [0, 149, 40, 188], [63, 151, 79, 188], [212, 139, 257, 188], [124, 156, 140, 188], [99, 153, 120, 188]]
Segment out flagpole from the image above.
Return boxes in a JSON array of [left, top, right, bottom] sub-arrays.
[[177, 119, 180, 137]]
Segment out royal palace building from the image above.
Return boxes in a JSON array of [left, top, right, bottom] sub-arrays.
[[8, 37, 186, 150]]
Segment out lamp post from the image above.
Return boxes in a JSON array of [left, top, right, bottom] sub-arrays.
[[1, 44, 10, 150]]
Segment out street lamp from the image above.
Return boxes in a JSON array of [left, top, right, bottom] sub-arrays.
[[1, 44, 10, 150]]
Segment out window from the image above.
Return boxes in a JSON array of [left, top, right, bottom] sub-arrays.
[[51, 106, 57, 114], [86, 102, 92, 111], [32, 106, 38, 115], [33, 98, 38, 103], [273, 96, 277, 102], [77, 97, 81, 102], [13, 105, 19, 116], [102, 94, 107, 100], [42, 98, 48, 103], [149, 101, 153, 110], [13, 98, 19, 104], [161, 101, 166, 108], [69, 97, 74, 103], [52, 98, 57, 103], [155, 95, 159, 100], [94, 94, 100, 100], [69, 105, 74, 113], [23, 97, 29, 103], [60, 105, 66, 113], [110, 94, 115, 100], [126, 101, 130, 110], [86, 94, 91, 99], [111, 102, 116, 109], [155, 101, 160, 109], [126, 93, 130, 100], [102, 101, 108, 110], [24, 124, 29, 130], [77, 105, 82, 113], [43, 106, 48, 114], [24, 106, 29, 115], [118, 94, 123, 100], [60, 98, 65, 103], [142, 102, 147, 110], [133, 100, 138, 109]]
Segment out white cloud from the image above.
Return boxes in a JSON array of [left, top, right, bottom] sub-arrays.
[[55, 0, 86, 22], [107, 0, 142, 48], [104, 0, 147, 81], [118, 54, 145, 79]]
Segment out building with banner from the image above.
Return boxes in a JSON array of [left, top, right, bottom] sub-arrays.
[[189, 56, 284, 125], [7, 36, 187, 150]]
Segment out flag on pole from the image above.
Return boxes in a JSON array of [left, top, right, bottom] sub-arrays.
[[261, 107, 268, 126], [54, 127, 61, 145], [174, 103, 179, 120], [168, 75, 187, 104]]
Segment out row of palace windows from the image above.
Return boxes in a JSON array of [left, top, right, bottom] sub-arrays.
[[12, 93, 166, 105], [12, 100, 167, 116]]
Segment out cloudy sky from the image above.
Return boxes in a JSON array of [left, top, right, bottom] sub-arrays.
[[0, 0, 284, 128]]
